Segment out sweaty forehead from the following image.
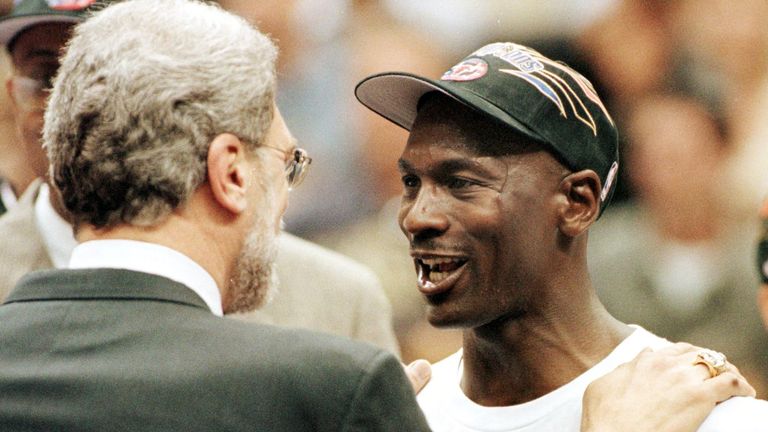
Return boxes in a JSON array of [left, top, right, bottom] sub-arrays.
[[407, 93, 542, 158]]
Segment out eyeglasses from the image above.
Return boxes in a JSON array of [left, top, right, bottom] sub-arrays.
[[262, 145, 312, 189]]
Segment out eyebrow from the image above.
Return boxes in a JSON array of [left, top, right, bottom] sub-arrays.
[[398, 157, 501, 178], [397, 159, 414, 173], [21, 48, 60, 61]]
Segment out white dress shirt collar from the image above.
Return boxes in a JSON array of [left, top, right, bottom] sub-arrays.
[[34, 183, 78, 269], [1, 178, 18, 211], [69, 239, 223, 316]]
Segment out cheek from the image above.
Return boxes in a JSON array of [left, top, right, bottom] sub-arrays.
[[19, 109, 44, 137], [276, 189, 288, 227], [474, 194, 541, 269], [397, 200, 411, 236]]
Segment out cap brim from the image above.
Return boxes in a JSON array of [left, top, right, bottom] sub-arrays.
[[355, 72, 546, 144], [0, 14, 82, 46]]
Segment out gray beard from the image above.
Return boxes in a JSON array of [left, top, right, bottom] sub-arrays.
[[223, 215, 280, 315]]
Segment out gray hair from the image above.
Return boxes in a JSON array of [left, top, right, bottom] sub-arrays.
[[44, 0, 278, 228]]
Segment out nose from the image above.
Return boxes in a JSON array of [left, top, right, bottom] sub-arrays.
[[399, 186, 450, 241]]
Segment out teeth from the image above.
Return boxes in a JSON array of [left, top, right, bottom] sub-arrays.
[[430, 271, 450, 282], [418, 257, 465, 284], [421, 257, 462, 266]]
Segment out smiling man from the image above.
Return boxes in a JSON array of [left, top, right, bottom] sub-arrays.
[[356, 42, 768, 431]]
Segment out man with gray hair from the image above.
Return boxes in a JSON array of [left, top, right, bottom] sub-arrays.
[[0, 0, 399, 356], [0, 0, 429, 430]]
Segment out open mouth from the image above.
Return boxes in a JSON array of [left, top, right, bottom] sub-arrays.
[[416, 256, 468, 294]]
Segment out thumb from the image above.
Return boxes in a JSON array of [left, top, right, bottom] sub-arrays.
[[404, 359, 432, 394]]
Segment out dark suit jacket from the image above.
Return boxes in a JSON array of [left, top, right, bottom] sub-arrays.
[[0, 269, 430, 431], [0, 181, 399, 354]]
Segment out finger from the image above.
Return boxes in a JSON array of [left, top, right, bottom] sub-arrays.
[[726, 361, 743, 378], [704, 371, 756, 401], [404, 359, 432, 394], [654, 342, 698, 356], [686, 349, 731, 382]]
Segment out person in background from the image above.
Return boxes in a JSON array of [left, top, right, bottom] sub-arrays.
[[588, 93, 768, 396], [217, 0, 372, 235]]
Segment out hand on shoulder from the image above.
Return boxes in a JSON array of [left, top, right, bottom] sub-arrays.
[[581, 343, 755, 432], [403, 359, 432, 394]]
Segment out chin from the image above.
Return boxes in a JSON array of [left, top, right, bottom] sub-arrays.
[[426, 307, 473, 330]]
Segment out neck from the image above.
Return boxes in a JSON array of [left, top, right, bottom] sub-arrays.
[[459, 266, 631, 406], [75, 189, 242, 304], [0, 161, 37, 199], [0, 121, 39, 197]]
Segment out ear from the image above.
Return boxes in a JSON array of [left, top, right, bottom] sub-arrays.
[[207, 133, 251, 215], [758, 287, 768, 331], [556, 170, 601, 237]]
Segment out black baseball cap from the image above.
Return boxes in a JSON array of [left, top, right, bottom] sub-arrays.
[[0, 0, 103, 49], [355, 42, 620, 214]]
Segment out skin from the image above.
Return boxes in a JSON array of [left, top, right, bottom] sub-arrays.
[[398, 94, 630, 406], [396, 95, 757, 431], [77, 108, 294, 311], [5, 23, 73, 218], [581, 343, 755, 432], [759, 287, 768, 331], [626, 94, 725, 242], [404, 359, 432, 394], [6, 23, 73, 181]]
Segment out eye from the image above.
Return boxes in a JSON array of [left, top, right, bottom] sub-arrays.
[[402, 174, 420, 189], [446, 177, 474, 189]]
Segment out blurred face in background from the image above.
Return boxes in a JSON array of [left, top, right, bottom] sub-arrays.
[[6, 23, 72, 179], [218, 0, 300, 70], [217, 0, 296, 40], [672, 0, 768, 84], [625, 94, 725, 239]]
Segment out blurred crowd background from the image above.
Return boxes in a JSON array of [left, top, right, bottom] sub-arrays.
[[1, 0, 766, 394]]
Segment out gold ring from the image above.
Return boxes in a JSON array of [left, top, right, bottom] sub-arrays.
[[693, 349, 727, 378]]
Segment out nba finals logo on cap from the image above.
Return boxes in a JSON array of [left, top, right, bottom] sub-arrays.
[[45, 0, 96, 10], [472, 42, 614, 136], [441, 58, 488, 82]]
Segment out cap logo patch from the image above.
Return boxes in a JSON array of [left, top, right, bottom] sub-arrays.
[[473, 42, 614, 135], [46, 0, 96, 10], [475, 43, 544, 73], [601, 161, 619, 202], [441, 58, 488, 82]]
